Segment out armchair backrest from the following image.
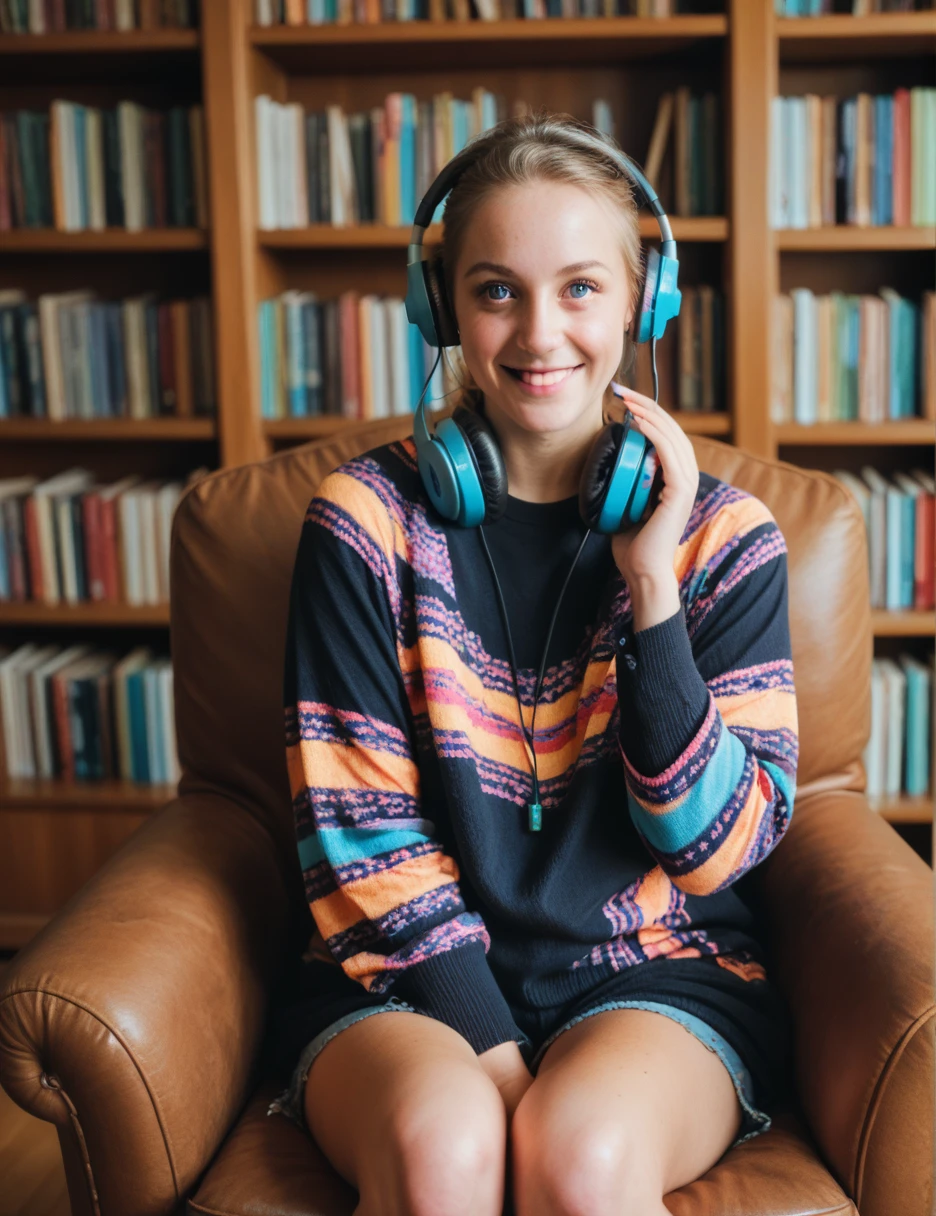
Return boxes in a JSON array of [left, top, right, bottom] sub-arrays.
[[169, 418, 871, 905]]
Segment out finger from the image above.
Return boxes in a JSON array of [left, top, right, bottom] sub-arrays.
[[629, 414, 695, 494]]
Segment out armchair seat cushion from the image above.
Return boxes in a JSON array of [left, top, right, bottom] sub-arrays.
[[186, 1074, 857, 1216]]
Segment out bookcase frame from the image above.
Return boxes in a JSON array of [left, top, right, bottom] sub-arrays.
[[0, 0, 933, 947]]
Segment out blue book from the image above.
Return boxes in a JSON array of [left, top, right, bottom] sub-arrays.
[[259, 301, 273, 419], [400, 94, 417, 226], [872, 95, 892, 226], [0, 509, 9, 597], [106, 303, 127, 417]]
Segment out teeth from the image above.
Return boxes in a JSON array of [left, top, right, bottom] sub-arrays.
[[514, 367, 576, 386]]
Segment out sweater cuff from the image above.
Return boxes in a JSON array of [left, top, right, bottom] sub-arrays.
[[388, 940, 524, 1056], [616, 601, 712, 777]]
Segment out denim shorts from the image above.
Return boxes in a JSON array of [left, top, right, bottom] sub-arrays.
[[266, 970, 775, 1152]]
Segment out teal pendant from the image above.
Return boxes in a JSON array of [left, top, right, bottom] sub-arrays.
[[528, 802, 543, 832]]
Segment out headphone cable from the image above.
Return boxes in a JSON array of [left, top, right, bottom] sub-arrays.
[[479, 523, 592, 832]]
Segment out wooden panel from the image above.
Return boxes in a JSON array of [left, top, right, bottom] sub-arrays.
[[0, 809, 149, 927], [202, 0, 266, 469], [727, 0, 775, 460]]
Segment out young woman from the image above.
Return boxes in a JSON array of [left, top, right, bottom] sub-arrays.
[[268, 113, 799, 1216]]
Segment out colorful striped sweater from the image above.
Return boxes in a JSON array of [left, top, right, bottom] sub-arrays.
[[283, 436, 799, 1056]]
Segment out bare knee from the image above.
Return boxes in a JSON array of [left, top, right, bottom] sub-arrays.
[[512, 1087, 663, 1216]]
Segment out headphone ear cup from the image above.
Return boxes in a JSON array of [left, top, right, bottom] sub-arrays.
[[425, 254, 460, 348], [453, 405, 507, 524], [578, 421, 625, 531]]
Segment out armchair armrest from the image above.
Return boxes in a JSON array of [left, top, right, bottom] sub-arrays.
[[760, 789, 934, 1216], [0, 792, 292, 1216]]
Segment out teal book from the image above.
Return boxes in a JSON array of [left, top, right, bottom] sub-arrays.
[[900, 656, 931, 796], [126, 668, 150, 783]]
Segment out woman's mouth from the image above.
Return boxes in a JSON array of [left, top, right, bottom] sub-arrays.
[[503, 365, 583, 394]]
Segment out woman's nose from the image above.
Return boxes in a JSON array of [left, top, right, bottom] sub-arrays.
[[514, 293, 565, 354]]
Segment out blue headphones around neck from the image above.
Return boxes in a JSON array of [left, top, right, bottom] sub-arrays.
[[404, 124, 682, 533]]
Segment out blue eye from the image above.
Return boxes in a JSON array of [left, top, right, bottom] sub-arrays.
[[486, 284, 511, 301], [569, 282, 591, 299]]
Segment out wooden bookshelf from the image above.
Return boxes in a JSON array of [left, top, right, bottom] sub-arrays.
[[0, 1, 932, 945], [776, 225, 935, 251]]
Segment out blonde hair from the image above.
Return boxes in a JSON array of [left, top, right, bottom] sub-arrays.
[[437, 108, 645, 414]]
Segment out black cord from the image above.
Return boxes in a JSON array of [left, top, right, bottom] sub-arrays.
[[478, 523, 592, 819]]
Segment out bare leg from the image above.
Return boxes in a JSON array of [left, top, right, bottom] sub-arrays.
[[511, 1008, 744, 1215], [304, 1009, 508, 1216]]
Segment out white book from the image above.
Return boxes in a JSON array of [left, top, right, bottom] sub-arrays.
[[791, 288, 817, 423], [278, 103, 292, 230], [158, 660, 180, 786], [255, 0, 273, 25], [137, 485, 160, 604], [289, 103, 307, 227], [882, 659, 906, 797], [38, 291, 90, 421], [115, 0, 135, 30], [389, 299, 410, 416], [859, 466, 891, 609], [123, 295, 155, 419], [0, 644, 39, 778], [31, 468, 93, 605], [156, 482, 182, 603], [254, 96, 275, 230], [119, 489, 144, 605], [86, 107, 106, 232], [791, 97, 809, 230], [327, 105, 358, 226], [769, 96, 784, 228], [28, 0, 46, 32], [863, 659, 886, 799], [56, 493, 80, 604], [118, 102, 145, 231]]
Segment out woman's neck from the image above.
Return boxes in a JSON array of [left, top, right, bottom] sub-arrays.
[[479, 394, 610, 504]]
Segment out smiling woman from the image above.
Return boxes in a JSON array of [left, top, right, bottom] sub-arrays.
[[271, 112, 799, 1216]]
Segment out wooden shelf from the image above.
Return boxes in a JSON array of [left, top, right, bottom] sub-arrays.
[[870, 794, 933, 826], [872, 610, 935, 638], [258, 216, 729, 248], [777, 13, 936, 62], [0, 229, 208, 253], [0, 776, 175, 811], [0, 602, 169, 626], [775, 420, 934, 445], [250, 15, 727, 71], [0, 29, 199, 54], [776, 226, 935, 252], [0, 418, 215, 441]]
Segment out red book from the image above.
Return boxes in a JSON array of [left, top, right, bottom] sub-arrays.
[[892, 89, 911, 228], [22, 496, 43, 602], [157, 302, 177, 415], [82, 492, 105, 602], [913, 478, 935, 611], [51, 670, 74, 782]]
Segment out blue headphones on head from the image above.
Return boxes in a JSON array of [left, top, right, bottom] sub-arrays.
[[404, 122, 682, 533]]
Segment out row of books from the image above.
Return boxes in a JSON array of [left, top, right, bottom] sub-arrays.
[[833, 466, 934, 612], [642, 88, 723, 220], [0, 467, 209, 606], [775, 2, 932, 15], [0, 0, 199, 32], [0, 291, 216, 420], [257, 283, 726, 419], [771, 288, 935, 424], [0, 642, 179, 785], [255, 88, 721, 229], [864, 653, 934, 801], [254, 0, 716, 23], [0, 101, 208, 232], [770, 88, 936, 229]]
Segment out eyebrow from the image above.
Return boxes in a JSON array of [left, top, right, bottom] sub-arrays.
[[463, 259, 611, 278]]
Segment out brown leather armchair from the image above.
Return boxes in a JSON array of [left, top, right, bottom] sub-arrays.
[[1, 416, 932, 1216]]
